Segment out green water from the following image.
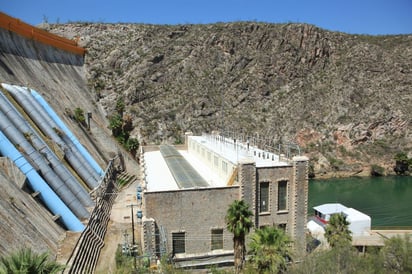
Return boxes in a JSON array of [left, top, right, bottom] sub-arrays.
[[309, 176, 412, 227]]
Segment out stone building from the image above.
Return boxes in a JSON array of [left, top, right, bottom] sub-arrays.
[[139, 132, 308, 267]]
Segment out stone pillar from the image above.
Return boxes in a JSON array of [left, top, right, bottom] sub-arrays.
[[141, 217, 156, 257], [184, 132, 193, 151], [238, 158, 257, 226], [291, 156, 309, 256]]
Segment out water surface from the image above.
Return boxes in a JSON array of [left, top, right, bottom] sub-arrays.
[[309, 176, 412, 227]]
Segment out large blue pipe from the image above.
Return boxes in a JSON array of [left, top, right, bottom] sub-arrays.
[[7, 85, 100, 189], [0, 131, 84, 231], [30, 89, 104, 176], [0, 108, 90, 218], [0, 88, 93, 215]]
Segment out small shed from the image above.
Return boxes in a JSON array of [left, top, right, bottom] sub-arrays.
[[311, 203, 371, 236], [343, 207, 371, 236]]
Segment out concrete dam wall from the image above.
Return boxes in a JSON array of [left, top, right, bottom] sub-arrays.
[[0, 17, 119, 259]]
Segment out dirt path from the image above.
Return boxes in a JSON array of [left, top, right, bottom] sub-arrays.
[[95, 179, 142, 274]]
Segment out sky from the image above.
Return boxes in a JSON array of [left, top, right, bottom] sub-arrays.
[[2, 0, 412, 35]]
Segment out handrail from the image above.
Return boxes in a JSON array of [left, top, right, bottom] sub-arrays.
[[0, 12, 85, 56], [64, 162, 119, 273]]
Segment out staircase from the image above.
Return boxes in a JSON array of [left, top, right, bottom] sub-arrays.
[[116, 171, 137, 188]]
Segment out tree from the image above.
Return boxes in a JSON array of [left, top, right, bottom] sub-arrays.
[[394, 152, 411, 175], [249, 226, 292, 273], [126, 137, 140, 157], [109, 113, 123, 137], [0, 248, 65, 274], [381, 234, 412, 273], [226, 200, 254, 274], [288, 244, 382, 274], [324, 213, 352, 248]]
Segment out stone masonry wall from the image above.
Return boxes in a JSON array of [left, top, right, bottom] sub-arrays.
[[291, 156, 309, 253], [143, 186, 240, 256], [255, 165, 294, 229], [238, 159, 257, 225]]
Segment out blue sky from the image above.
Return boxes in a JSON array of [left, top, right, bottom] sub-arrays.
[[2, 0, 412, 35]]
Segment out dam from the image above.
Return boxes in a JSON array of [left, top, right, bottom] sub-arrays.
[[0, 12, 139, 273]]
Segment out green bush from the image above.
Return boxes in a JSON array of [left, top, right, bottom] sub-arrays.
[[109, 113, 123, 137], [74, 107, 86, 126], [394, 152, 411, 175]]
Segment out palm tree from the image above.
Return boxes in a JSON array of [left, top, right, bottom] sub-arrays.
[[249, 226, 292, 273], [324, 213, 352, 248], [226, 200, 254, 274], [0, 248, 65, 274]]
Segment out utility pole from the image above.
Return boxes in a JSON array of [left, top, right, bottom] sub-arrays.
[[127, 204, 139, 270]]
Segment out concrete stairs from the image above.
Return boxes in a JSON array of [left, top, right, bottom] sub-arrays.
[[117, 171, 137, 188]]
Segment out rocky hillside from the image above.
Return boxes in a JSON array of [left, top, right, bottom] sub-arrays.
[[49, 22, 412, 178]]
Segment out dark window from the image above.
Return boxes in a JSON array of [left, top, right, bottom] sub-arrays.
[[172, 232, 185, 255], [260, 182, 269, 212], [211, 229, 223, 250], [278, 223, 287, 231], [278, 180, 288, 211]]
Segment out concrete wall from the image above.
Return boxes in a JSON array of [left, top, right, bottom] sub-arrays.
[[143, 186, 240, 256], [0, 27, 121, 171], [0, 24, 134, 261], [188, 138, 237, 183], [0, 157, 64, 258]]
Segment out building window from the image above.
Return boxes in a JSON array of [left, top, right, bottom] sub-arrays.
[[260, 182, 269, 212], [214, 155, 219, 168], [211, 228, 223, 250], [277, 180, 288, 211], [278, 223, 287, 231], [172, 232, 185, 255]]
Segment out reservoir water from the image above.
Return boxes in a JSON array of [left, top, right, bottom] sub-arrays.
[[308, 176, 412, 227]]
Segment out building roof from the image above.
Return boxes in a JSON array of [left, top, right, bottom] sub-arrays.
[[343, 207, 371, 222], [313, 203, 371, 222], [160, 145, 209, 189], [313, 203, 348, 215], [143, 150, 179, 192], [143, 147, 226, 192]]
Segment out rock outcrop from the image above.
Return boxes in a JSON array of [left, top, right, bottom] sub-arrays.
[[46, 22, 411, 177], [45, 22, 412, 175]]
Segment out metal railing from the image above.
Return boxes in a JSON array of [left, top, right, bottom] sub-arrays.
[[64, 160, 118, 273]]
